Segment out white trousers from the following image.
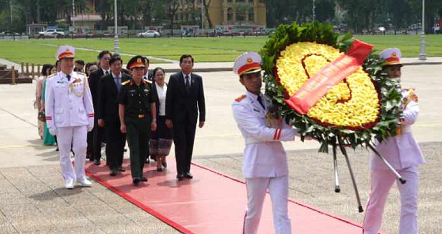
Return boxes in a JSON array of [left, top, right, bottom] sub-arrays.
[[243, 176, 291, 234], [363, 166, 419, 234], [57, 126, 88, 183]]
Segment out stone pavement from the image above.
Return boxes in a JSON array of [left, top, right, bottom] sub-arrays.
[[194, 142, 442, 234], [0, 166, 178, 234], [0, 65, 441, 233]]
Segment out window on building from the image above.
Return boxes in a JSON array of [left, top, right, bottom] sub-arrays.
[[248, 10, 254, 22], [227, 8, 233, 21], [236, 11, 246, 22]]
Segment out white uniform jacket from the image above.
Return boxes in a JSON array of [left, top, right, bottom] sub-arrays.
[[45, 71, 94, 131], [370, 88, 425, 170], [232, 91, 297, 179]]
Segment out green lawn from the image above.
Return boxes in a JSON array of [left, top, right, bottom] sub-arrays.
[[355, 35, 442, 57], [0, 35, 441, 65]]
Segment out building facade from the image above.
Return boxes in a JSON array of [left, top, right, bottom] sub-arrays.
[[56, 0, 266, 31], [177, 0, 266, 29], [56, 0, 101, 32]]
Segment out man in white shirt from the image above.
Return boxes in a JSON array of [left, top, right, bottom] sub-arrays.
[[232, 52, 298, 234], [45, 45, 94, 189], [362, 48, 425, 234]]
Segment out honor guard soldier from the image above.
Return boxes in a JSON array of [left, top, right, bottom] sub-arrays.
[[118, 56, 158, 186], [45, 45, 95, 189], [363, 48, 425, 234], [232, 52, 298, 234]]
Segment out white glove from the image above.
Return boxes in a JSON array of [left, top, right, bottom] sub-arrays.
[[87, 125, 94, 132], [49, 127, 57, 136]]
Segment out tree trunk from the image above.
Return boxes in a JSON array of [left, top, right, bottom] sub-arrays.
[[36, 0, 41, 23], [170, 18, 174, 36], [203, 0, 213, 28]]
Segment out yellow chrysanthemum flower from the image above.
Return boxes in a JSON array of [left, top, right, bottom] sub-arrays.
[[276, 42, 380, 128]]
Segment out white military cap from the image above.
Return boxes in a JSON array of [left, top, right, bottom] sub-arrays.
[[56, 45, 75, 61], [233, 52, 262, 76], [379, 48, 402, 66]]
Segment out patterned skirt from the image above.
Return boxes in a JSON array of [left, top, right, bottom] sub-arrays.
[[149, 116, 173, 157]]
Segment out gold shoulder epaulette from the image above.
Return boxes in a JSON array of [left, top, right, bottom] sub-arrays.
[[404, 88, 416, 105], [143, 78, 152, 84], [235, 95, 247, 102], [122, 80, 131, 85]]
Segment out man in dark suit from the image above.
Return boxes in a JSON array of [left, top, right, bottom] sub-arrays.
[[97, 55, 130, 176], [88, 50, 112, 165], [143, 57, 154, 81], [143, 57, 155, 163], [166, 54, 206, 181]]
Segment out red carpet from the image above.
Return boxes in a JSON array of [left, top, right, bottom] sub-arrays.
[[85, 159, 371, 234]]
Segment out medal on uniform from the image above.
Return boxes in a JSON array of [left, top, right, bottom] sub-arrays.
[[69, 77, 85, 97]]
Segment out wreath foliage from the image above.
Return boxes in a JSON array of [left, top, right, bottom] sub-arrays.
[[260, 22, 402, 152]]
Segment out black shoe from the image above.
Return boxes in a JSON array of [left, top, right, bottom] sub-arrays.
[[109, 170, 117, 176], [157, 167, 163, 172], [133, 178, 140, 186], [177, 173, 184, 181], [117, 166, 125, 172], [185, 172, 193, 179], [141, 176, 148, 182], [89, 158, 94, 162], [162, 162, 167, 168], [93, 159, 101, 165]]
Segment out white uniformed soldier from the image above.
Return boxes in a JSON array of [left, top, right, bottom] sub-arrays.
[[363, 48, 425, 234], [232, 52, 297, 234], [45, 45, 95, 189]]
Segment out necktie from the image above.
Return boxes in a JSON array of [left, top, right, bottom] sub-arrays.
[[115, 77, 121, 91], [257, 95, 265, 109], [105, 70, 109, 75], [185, 75, 190, 89], [67, 75, 71, 81]]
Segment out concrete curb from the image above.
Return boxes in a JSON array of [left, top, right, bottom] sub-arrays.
[[402, 61, 442, 66]]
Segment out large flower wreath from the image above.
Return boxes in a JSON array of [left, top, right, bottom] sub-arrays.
[[261, 22, 402, 152], [260, 22, 403, 212]]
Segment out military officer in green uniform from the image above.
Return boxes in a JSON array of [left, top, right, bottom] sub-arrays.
[[118, 56, 158, 186]]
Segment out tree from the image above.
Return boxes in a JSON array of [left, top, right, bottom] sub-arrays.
[[265, 0, 333, 27], [386, 0, 412, 32], [202, 0, 213, 29], [165, 0, 179, 35], [97, 0, 112, 30], [182, 0, 199, 26], [315, 0, 336, 23], [139, 0, 155, 27]]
